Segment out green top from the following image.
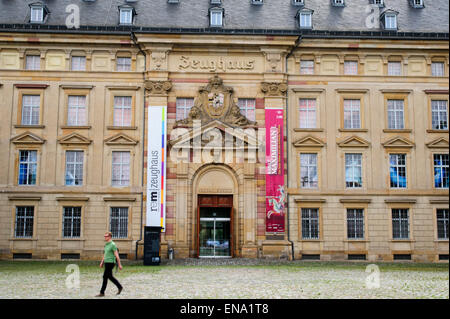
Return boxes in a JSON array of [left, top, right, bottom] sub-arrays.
[[103, 241, 117, 263]]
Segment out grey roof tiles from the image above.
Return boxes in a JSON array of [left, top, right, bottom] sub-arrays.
[[0, 0, 448, 33]]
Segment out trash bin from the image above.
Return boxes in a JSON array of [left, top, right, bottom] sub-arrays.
[[143, 226, 163, 266], [168, 248, 174, 260]]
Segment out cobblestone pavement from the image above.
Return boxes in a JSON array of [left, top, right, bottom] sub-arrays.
[[0, 259, 448, 299]]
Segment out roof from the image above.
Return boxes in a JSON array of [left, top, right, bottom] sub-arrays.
[[0, 0, 448, 33]]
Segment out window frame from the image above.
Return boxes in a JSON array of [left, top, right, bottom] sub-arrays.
[[301, 208, 320, 240], [116, 56, 132, 72], [346, 208, 365, 240], [71, 56, 86, 71], [176, 97, 195, 121], [383, 93, 410, 132], [345, 153, 363, 189], [391, 208, 410, 240], [300, 59, 315, 75], [111, 150, 131, 187], [433, 153, 449, 189], [110, 207, 129, 239], [389, 153, 407, 189], [25, 55, 41, 70], [298, 98, 317, 129], [18, 150, 38, 186], [387, 61, 402, 76], [298, 11, 313, 29], [209, 8, 224, 28], [387, 99, 405, 130], [14, 206, 35, 238], [64, 150, 84, 186], [17, 89, 44, 127], [62, 206, 82, 238], [430, 99, 448, 131], [119, 7, 134, 25], [299, 152, 319, 189], [237, 98, 256, 122], [436, 208, 449, 240]]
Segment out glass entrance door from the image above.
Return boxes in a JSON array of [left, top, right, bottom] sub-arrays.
[[199, 208, 231, 258]]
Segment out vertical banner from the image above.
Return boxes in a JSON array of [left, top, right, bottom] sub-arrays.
[[265, 108, 285, 233], [146, 106, 167, 232]]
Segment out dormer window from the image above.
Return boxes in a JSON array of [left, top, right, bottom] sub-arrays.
[[331, 0, 345, 6], [251, 0, 264, 5], [168, 0, 180, 3], [297, 8, 313, 29], [119, 5, 135, 25], [292, 0, 305, 6], [381, 10, 398, 30], [410, 0, 424, 8], [209, 7, 224, 27], [370, 0, 384, 7], [29, 2, 49, 23], [210, 0, 222, 4]]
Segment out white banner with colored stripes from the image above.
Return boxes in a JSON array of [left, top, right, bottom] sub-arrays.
[[146, 106, 167, 231]]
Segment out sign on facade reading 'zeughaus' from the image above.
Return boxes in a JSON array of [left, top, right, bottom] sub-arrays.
[[146, 106, 167, 231]]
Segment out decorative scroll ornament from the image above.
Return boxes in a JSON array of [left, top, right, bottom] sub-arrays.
[[176, 75, 257, 127], [261, 82, 288, 96], [145, 80, 172, 96]]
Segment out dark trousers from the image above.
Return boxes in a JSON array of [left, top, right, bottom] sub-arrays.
[[100, 263, 122, 294]]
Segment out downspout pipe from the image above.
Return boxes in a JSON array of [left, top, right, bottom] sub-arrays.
[[131, 31, 147, 260], [285, 34, 302, 261]]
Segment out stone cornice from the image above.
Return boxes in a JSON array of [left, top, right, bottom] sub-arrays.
[[144, 80, 172, 96]]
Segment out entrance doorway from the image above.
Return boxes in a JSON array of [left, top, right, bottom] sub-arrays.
[[199, 207, 231, 257], [197, 195, 233, 258]]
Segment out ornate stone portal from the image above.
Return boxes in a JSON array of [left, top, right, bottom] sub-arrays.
[[176, 75, 257, 127]]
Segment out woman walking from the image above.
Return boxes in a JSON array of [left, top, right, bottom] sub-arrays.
[[96, 232, 123, 297]]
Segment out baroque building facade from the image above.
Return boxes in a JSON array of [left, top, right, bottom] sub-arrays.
[[0, 0, 448, 262]]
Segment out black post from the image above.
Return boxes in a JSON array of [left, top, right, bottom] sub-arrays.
[[143, 226, 163, 266]]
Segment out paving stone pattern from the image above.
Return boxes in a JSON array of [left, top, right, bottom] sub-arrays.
[[0, 259, 448, 299]]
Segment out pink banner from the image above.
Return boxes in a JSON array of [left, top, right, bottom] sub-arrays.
[[265, 108, 285, 233]]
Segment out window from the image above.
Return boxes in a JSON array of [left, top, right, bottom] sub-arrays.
[[372, 0, 384, 7], [347, 209, 364, 239], [30, 5, 44, 23], [210, 9, 223, 27], [15, 206, 34, 238], [389, 154, 407, 188], [119, 7, 133, 25], [392, 209, 409, 239], [71, 56, 86, 71], [251, 0, 264, 4], [18, 150, 37, 185], [345, 154, 362, 188], [299, 98, 316, 129], [300, 153, 318, 188], [388, 61, 402, 76], [210, 0, 222, 4], [238, 99, 256, 122], [387, 99, 405, 129], [112, 151, 130, 186], [431, 62, 445, 77], [343, 99, 361, 129], [431, 100, 448, 130], [301, 208, 319, 239], [117, 57, 131, 72], [25, 55, 40, 70], [292, 0, 304, 6], [67, 96, 87, 126], [437, 209, 449, 240], [110, 207, 128, 238], [300, 60, 314, 74], [344, 61, 358, 75], [298, 10, 313, 29], [411, 0, 424, 8], [113, 96, 132, 127], [434, 154, 449, 189], [383, 13, 398, 30], [332, 0, 345, 6], [176, 98, 194, 121], [21, 95, 40, 125], [65, 151, 84, 186], [62, 207, 81, 238]]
